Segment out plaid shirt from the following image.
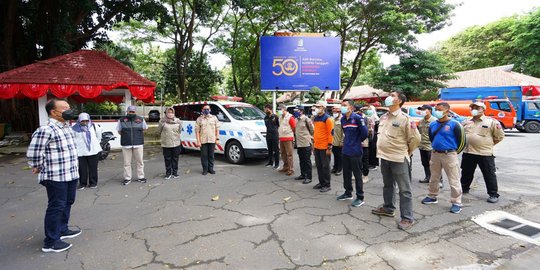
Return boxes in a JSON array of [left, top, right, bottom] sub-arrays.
[[27, 118, 79, 183]]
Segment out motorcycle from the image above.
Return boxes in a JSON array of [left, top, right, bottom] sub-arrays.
[[99, 131, 116, 161]]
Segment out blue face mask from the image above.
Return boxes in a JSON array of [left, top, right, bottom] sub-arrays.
[[433, 110, 444, 119], [293, 111, 301, 118], [340, 107, 348, 114], [471, 109, 480, 116], [364, 109, 374, 116], [203, 109, 210, 115], [384, 96, 394, 107]]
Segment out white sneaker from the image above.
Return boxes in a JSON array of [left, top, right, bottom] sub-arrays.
[[362, 175, 369, 183], [164, 175, 172, 180]]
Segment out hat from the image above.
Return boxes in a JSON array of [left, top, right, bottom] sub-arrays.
[[78, 113, 90, 121], [417, 104, 433, 112], [333, 104, 341, 109], [469, 102, 486, 109], [314, 100, 327, 107], [127, 105, 137, 112], [296, 105, 305, 111]]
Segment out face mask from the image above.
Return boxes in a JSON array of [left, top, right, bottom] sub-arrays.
[[332, 113, 339, 118], [167, 113, 175, 119], [203, 109, 210, 115], [471, 109, 480, 116], [364, 109, 374, 116], [433, 110, 444, 119], [417, 110, 427, 116], [277, 110, 283, 116], [127, 113, 136, 119], [80, 122, 88, 126], [294, 112, 301, 118], [61, 110, 77, 120], [266, 110, 271, 115], [340, 107, 348, 114], [314, 108, 321, 115], [384, 96, 394, 107]]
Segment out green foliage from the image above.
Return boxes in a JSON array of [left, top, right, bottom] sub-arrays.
[[370, 48, 455, 99], [513, 8, 540, 77], [304, 87, 323, 104], [82, 101, 120, 115]]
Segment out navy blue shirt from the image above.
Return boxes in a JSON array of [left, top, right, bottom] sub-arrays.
[[429, 119, 465, 152], [341, 113, 368, 157]]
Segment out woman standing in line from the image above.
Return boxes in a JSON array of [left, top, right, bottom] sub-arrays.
[[73, 113, 102, 189], [159, 107, 183, 179]]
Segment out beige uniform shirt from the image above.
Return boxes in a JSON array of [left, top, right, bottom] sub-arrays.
[[332, 115, 344, 147], [463, 116, 505, 156], [377, 110, 421, 163], [195, 114, 221, 144], [418, 116, 437, 151], [295, 115, 314, 148]]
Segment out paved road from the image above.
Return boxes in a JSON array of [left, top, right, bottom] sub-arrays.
[[1, 131, 539, 270]]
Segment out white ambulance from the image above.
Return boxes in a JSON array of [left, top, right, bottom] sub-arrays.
[[173, 96, 268, 164]]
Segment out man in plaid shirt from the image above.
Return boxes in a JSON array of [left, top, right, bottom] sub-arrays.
[[27, 99, 81, 253]]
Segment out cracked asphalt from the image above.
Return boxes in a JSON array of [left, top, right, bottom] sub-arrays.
[[1, 131, 539, 270]]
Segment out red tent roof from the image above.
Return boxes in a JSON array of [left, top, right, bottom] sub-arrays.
[[0, 50, 156, 102]]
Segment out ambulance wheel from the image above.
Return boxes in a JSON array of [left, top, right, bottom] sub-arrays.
[[226, 141, 245, 164], [524, 121, 540, 133]]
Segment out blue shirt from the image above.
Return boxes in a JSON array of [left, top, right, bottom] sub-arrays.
[[341, 113, 368, 157], [429, 119, 465, 152]]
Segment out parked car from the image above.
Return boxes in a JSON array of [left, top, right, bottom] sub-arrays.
[[148, 110, 160, 122]]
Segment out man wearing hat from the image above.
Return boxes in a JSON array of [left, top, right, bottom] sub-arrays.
[[277, 104, 296, 176], [117, 105, 148, 185], [293, 105, 314, 183], [312, 101, 334, 192], [460, 102, 505, 203], [417, 105, 438, 184]]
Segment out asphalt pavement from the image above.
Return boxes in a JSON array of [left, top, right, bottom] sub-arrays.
[[0, 131, 539, 270]]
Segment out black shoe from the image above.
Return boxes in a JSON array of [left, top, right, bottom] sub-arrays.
[[88, 185, 97, 189], [60, 229, 81, 240], [172, 174, 180, 179], [42, 240, 72, 253], [273, 165, 279, 169], [202, 171, 208, 175], [331, 169, 337, 174], [122, 179, 131, 185], [208, 170, 216, 175], [265, 163, 273, 167], [302, 179, 312, 184], [419, 177, 430, 183], [137, 178, 147, 183], [77, 185, 86, 190], [294, 176, 305, 180], [463, 189, 470, 194], [335, 171, 342, 176], [313, 183, 322, 189], [320, 186, 332, 192]]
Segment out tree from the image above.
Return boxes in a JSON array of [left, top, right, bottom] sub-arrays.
[[370, 48, 455, 99], [513, 8, 540, 77]]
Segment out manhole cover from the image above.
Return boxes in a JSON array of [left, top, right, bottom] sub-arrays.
[[472, 210, 540, 245]]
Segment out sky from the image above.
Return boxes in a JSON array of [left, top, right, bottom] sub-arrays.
[[381, 0, 540, 66]]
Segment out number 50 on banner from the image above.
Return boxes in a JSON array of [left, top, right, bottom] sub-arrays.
[[272, 58, 298, 76]]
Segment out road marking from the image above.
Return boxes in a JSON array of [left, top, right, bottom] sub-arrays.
[[473, 210, 540, 245]]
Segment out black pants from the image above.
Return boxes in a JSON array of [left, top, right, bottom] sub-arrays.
[[201, 143, 215, 173], [362, 147, 370, 176], [419, 149, 432, 179], [78, 154, 99, 187], [297, 146, 312, 179], [163, 146, 181, 176], [266, 137, 280, 166], [461, 153, 499, 197], [314, 149, 331, 187], [343, 155, 364, 199], [332, 146, 343, 172], [368, 125, 379, 167]]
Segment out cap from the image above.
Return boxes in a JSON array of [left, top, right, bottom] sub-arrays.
[[417, 104, 433, 112], [127, 105, 137, 112], [78, 113, 90, 121], [333, 104, 341, 109], [295, 105, 305, 111], [314, 100, 327, 107], [469, 102, 486, 109]]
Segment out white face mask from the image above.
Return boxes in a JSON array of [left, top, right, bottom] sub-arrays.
[[314, 108, 321, 115], [471, 109, 482, 116], [332, 113, 339, 118], [384, 96, 394, 107], [417, 110, 427, 116]]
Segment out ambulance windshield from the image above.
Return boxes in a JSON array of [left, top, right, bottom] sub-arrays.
[[225, 105, 265, 120]]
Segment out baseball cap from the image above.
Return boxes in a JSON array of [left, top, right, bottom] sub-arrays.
[[469, 102, 486, 109], [314, 100, 327, 107], [417, 104, 433, 112], [296, 105, 305, 111], [127, 105, 137, 112]]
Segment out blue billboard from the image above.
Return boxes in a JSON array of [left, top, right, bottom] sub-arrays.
[[260, 36, 341, 91]]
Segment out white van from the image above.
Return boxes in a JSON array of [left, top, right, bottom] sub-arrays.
[[173, 97, 268, 164]]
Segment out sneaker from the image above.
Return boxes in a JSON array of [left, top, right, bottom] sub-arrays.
[[137, 178, 147, 183], [202, 171, 208, 175], [419, 177, 430, 183], [302, 179, 312, 184], [313, 183, 322, 189], [351, 199, 365, 207], [397, 219, 415, 230], [335, 171, 342, 176], [172, 174, 180, 179], [337, 193, 353, 201], [164, 175, 172, 180], [122, 179, 131, 186], [265, 163, 273, 167], [88, 185, 97, 189], [208, 170, 216, 175], [369, 166, 378, 171], [60, 229, 81, 240], [42, 240, 72, 253], [362, 175, 369, 183], [371, 206, 395, 217], [331, 169, 337, 174], [421, 197, 438, 204], [77, 185, 86, 190], [450, 204, 462, 214], [320, 186, 332, 193], [273, 165, 279, 169], [294, 176, 305, 180], [487, 196, 499, 203]]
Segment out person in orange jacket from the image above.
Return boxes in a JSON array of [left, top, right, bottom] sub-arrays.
[[311, 101, 334, 192]]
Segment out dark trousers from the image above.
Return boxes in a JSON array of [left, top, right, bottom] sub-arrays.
[[297, 146, 312, 179], [362, 147, 370, 176], [200, 143, 215, 173], [163, 146, 181, 176], [42, 180, 77, 247], [461, 153, 499, 197], [368, 128, 379, 167], [266, 137, 280, 166], [419, 149, 432, 179], [380, 158, 414, 221], [332, 146, 343, 172], [78, 154, 99, 187], [343, 154, 364, 199], [314, 149, 331, 187]]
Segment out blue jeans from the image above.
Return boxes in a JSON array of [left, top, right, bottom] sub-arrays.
[[42, 180, 77, 246]]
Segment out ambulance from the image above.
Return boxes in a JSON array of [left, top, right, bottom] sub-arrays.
[[173, 96, 268, 164]]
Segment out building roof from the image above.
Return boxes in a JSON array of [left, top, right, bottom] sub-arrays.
[[445, 65, 540, 88], [344, 85, 388, 100]]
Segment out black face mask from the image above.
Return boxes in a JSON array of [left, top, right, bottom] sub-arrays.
[[61, 110, 78, 121], [127, 113, 136, 119]]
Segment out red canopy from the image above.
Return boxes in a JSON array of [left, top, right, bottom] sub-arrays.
[[0, 50, 156, 102]]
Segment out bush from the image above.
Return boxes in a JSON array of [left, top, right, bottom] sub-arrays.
[[83, 101, 120, 115]]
